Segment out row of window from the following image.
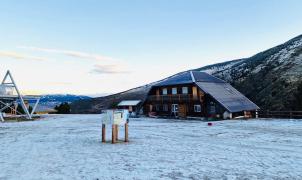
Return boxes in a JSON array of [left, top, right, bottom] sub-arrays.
[[155, 104, 202, 112], [162, 87, 188, 95]]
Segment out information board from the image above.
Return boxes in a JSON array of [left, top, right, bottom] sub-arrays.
[[101, 110, 129, 125]]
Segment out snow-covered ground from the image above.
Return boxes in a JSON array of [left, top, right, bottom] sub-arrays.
[[0, 115, 302, 180]]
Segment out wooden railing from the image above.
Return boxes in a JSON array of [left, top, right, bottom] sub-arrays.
[[148, 94, 196, 102], [258, 110, 302, 119]]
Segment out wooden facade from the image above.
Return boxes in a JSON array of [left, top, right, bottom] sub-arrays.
[[143, 71, 259, 119], [144, 83, 224, 118]]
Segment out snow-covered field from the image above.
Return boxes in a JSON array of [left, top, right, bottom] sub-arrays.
[[0, 115, 302, 180]]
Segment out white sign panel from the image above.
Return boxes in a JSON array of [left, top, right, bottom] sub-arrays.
[[101, 110, 114, 124], [102, 110, 129, 125]]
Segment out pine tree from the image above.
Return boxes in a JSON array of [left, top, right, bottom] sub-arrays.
[[55, 102, 71, 114]]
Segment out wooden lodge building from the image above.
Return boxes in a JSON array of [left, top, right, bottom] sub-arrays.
[[144, 71, 259, 119]]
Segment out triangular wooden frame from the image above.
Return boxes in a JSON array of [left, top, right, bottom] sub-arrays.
[[0, 70, 39, 120]]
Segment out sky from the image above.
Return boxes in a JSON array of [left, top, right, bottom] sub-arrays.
[[0, 0, 302, 96]]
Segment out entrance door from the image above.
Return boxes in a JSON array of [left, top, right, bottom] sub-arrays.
[[178, 104, 187, 118], [171, 104, 179, 117]]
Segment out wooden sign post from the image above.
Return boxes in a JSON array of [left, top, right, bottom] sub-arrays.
[[101, 110, 129, 144], [116, 125, 119, 141], [125, 122, 129, 142], [112, 124, 116, 144], [102, 124, 106, 143]]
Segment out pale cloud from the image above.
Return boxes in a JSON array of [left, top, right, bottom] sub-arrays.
[[17, 46, 130, 74], [44, 82, 73, 86], [22, 90, 44, 95], [0, 51, 47, 61], [90, 64, 130, 74], [19, 46, 115, 62]]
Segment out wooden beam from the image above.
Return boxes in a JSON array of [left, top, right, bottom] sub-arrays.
[[102, 124, 106, 143], [116, 125, 119, 141], [0, 113, 4, 122], [125, 123, 129, 142], [112, 125, 116, 144]]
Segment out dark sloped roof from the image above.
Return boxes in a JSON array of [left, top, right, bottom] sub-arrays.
[[151, 71, 259, 113], [153, 71, 224, 87], [195, 82, 259, 113], [152, 71, 193, 87], [192, 71, 225, 83]]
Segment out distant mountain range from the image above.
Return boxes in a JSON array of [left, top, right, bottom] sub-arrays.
[[70, 34, 302, 113], [39, 94, 91, 108]]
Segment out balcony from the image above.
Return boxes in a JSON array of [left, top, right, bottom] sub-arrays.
[[147, 94, 198, 103]]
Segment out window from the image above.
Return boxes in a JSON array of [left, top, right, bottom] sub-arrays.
[[172, 87, 177, 95], [163, 104, 168, 112], [172, 104, 179, 113], [210, 102, 216, 114], [162, 88, 168, 95], [155, 105, 160, 111], [194, 105, 201, 112], [182, 87, 188, 94]]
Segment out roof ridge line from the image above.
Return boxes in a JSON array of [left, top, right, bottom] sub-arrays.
[[190, 71, 196, 83]]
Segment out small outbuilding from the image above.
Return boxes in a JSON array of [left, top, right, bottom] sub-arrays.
[[117, 100, 141, 116]]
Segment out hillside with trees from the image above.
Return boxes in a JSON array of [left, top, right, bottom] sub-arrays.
[[71, 34, 302, 113]]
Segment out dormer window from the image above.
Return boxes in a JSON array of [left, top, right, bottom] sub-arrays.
[[172, 88, 177, 95], [162, 88, 168, 95]]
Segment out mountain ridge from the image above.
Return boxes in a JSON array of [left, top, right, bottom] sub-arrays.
[[39, 94, 91, 109], [196, 34, 302, 110], [70, 34, 302, 113]]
